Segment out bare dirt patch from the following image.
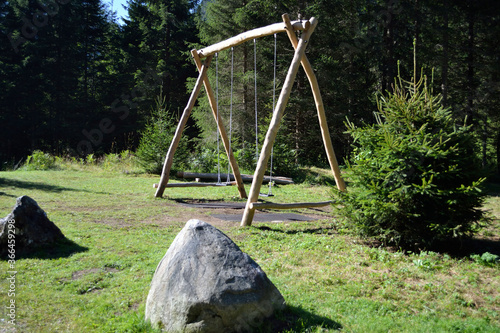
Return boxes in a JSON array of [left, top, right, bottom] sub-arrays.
[[89, 200, 333, 229]]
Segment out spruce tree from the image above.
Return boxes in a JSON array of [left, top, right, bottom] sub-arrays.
[[333, 70, 488, 249]]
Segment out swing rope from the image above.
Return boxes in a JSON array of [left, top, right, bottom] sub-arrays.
[[214, 39, 276, 192], [267, 33, 278, 196], [257, 34, 278, 197], [215, 52, 222, 185], [226, 47, 234, 184], [254, 38, 258, 161]]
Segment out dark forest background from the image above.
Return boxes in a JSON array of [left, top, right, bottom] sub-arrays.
[[1, 0, 499, 174]]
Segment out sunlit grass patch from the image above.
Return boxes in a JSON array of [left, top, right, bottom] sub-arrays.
[[0, 169, 498, 332]]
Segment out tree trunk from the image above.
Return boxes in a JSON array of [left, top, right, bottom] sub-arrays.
[[465, 2, 476, 125], [242, 42, 249, 145], [497, 130, 500, 175], [414, 0, 420, 68], [441, 0, 449, 106], [295, 71, 302, 164], [382, 0, 395, 93], [163, 15, 172, 107], [482, 119, 487, 168]]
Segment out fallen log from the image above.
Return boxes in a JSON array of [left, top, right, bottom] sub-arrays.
[[176, 172, 294, 185], [153, 181, 237, 188]]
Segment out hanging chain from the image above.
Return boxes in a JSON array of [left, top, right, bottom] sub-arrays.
[[268, 33, 277, 195], [226, 47, 234, 184], [254, 38, 258, 162], [215, 52, 222, 184]]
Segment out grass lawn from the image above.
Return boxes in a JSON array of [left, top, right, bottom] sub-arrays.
[[0, 168, 499, 332]]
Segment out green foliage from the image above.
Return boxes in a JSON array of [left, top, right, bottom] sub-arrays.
[[186, 146, 255, 174], [186, 147, 221, 173], [412, 251, 441, 271], [470, 252, 499, 267], [333, 72, 488, 249], [99, 151, 137, 173], [20, 150, 140, 173], [23, 150, 57, 171], [136, 93, 189, 174], [85, 154, 96, 164]]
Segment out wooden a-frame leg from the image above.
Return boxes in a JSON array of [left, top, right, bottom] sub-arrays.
[[282, 14, 346, 192], [155, 56, 213, 198], [191, 50, 247, 199], [240, 17, 319, 227]]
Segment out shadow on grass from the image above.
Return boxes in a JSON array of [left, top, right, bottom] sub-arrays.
[[485, 178, 500, 196], [361, 234, 500, 260], [0, 191, 16, 198], [174, 198, 247, 209], [131, 305, 342, 333], [256, 225, 337, 236], [0, 178, 109, 195], [10, 238, 89, 260], [256, 225, 500, 259], [266, 305, 342, 332], [433, 237, 500, 258]]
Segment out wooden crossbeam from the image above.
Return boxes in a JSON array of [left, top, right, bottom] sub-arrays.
[[197, 20, 310, 58]]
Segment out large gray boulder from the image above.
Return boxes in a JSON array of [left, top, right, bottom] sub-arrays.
[[0, 196, 65, 257], [145, 219, 285, 332]]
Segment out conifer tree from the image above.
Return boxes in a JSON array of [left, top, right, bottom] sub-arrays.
[[333, 69, 488, 249], [121, 0, 197, 113]]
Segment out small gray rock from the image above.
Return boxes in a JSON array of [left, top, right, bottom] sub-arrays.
[[145, 219, 285, 332], [0, 196, 65, 257]]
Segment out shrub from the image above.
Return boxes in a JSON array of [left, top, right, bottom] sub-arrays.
[[187, 147, 220, 173], [23, 150, 57, 170], [136, 93, 189, 174], [99, 152, 136, 172], [470, 252, 499, 267], [332, 73, 488, 249], [85, 154, 96, 164]]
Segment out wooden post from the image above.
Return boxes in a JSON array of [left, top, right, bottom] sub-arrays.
[[282, 14, 346, 192], [240, 17, 318, 227], [191, 51, 247, 199], [154, 56, 213, 198]]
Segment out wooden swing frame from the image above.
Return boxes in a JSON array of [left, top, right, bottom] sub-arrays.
[[154, 14, 346, 227]]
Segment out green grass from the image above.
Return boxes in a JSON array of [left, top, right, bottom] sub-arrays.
[[0, 168, 499, 332]]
